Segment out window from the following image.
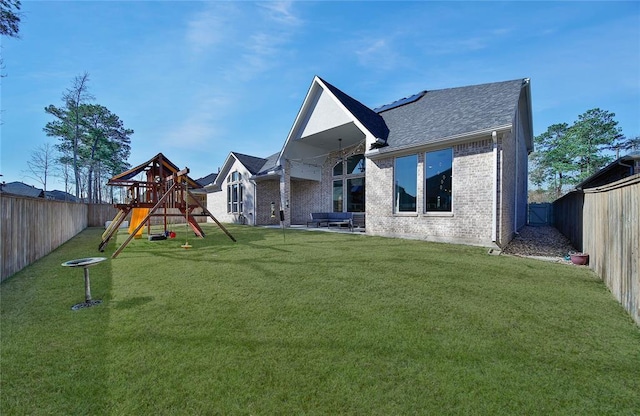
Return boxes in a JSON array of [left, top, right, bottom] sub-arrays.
[[333, 154, 365, 212], [333, 161, 343, 177], [425, 148, 452, 212], [347, 154, 365, 175], [347, 177, 364, 212], [333, 180, 343, 212], [227, 171, 243, 213], [395, 155, 417, 212]]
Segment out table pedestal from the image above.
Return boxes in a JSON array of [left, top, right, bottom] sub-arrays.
[[62, 257, 107, 310]]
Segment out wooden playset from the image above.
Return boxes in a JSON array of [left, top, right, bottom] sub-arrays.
[[99, 153, 235, 258]]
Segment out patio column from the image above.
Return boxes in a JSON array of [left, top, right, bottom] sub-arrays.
[[280, 161, 291, 227]]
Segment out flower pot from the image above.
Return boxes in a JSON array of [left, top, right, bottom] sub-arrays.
[[570, 253, 589, 265]]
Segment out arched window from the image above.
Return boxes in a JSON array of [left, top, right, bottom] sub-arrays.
[[332, 154, 365, 213], [227, 171, 243, 213]]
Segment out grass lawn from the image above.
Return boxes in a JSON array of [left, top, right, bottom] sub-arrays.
[[1, 224, 639, 415]]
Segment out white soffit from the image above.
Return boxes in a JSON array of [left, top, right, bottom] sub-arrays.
[[298, 88, 352, 139]]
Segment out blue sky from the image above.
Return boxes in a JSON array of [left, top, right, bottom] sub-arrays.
[[1, 1, 639, 191]]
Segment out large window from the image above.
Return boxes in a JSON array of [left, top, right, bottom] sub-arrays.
[[333, 154, 365, 212], [425, 148, 452, 212], [395, 155, 418, 212], [332, 180, 343, 212], [227, 171, 243, 213]]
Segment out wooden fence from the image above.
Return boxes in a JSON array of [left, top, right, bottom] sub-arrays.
[[1, 197, 210, 282], [554, 175, 640, 325], [1, 195, 88, 282], [528, 203, 554, 226]]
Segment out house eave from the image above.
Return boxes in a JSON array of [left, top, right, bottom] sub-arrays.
[[365, 124, 512, 159], [251, 167, 282, 182]]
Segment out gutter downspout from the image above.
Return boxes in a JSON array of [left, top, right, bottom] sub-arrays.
[[492, 131, 498, 244], [250, 179, 257, 226], [514, 128, 518, 232]]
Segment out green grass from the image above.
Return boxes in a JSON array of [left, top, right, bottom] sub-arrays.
[[2, 225, 639, 415]]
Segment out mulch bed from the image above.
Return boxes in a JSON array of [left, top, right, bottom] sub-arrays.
[[502, 225, 578, 261]]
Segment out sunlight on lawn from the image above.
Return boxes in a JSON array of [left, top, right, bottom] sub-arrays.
[[1, 225, 639, 415]]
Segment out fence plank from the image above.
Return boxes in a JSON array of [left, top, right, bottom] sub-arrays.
[[554, 175, 639, 325], [1, 198, 209, 282], [1, 196, 88, 281]]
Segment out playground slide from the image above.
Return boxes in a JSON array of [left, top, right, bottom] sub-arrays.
[[102, 210, 126, 240], [188, 216, 205, 238], [128, 208, 150, 239]]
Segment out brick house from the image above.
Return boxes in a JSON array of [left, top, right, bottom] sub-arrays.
[[207, 76, 533, 248]]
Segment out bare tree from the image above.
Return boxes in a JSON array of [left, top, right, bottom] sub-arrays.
[[44, 72, 94, 198], [24, 142, 57, 194]]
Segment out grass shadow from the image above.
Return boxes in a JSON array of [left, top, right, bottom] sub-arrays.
[[1, 227, 114, 414]]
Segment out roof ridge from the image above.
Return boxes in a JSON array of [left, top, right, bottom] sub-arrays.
[[316, 76, 389, 140]]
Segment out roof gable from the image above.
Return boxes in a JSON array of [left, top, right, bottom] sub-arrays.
[[212, 151, 274, 189], [232, 152, 269, 175], [317, 77, 389, 141]]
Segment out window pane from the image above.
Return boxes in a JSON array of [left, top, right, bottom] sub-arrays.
[[232, 184, 239, 213], [333, 161, 343, 177], [426, 148, 453, 212], [395, 155, 417, 212], [347, 177, 365, 212], [333, 180, 343, 212], [347, 154, 365, 175], [227, 186, 231, 213]]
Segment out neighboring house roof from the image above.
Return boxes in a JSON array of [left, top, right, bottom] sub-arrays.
[[576, 152, 640, 190], [378, 79, 528, 152], [195, 173, 218, 187], [0, 181, 44, 198], [318, 77, 389, 141], [46, 190, 78, 202]]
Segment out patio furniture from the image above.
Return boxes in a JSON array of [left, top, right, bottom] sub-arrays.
[[307, 212, 353, 231]]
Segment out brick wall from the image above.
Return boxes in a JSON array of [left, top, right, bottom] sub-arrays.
[[287, 143, 364, 225], [291, 179, 323, 224], [256, 179, 280, 225], [366, 138, 497, 246]]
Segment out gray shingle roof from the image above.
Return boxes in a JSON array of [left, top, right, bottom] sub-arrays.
[[232, 152, 269, 175], [46, 190, 78, 202], [195, 173, 218, 187], [255, 152, 281, 176], [380, 79, 525, 150], [0, 181, 44, 198]]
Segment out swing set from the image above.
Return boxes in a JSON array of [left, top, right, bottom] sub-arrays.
[[99, 153, 235, 258]]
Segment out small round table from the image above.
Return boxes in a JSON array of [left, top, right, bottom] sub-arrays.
[[61, 257, 107, 310]]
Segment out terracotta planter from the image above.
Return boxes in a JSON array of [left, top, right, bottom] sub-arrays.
[[570, 253, 589, 265]]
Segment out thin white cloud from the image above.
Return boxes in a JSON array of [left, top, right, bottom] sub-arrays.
[[159, 91, 232, 148], [185, 2, 239, 54], [351, 36, 405, 71], [258, 1, 302, 26]]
